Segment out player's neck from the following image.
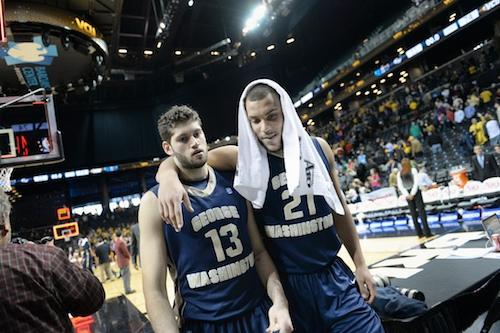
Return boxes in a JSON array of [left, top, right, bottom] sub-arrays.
[[177, 163, 209, 182], [267, 149, 283, 158]]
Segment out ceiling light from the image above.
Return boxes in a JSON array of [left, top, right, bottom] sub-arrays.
[[397, 47, 403, 52], [118, 48, 127, 54], [308, 103, 313, 108], [375, 60, 380, 64], [371, 84, 376, 88], [356, 72, 361, 77], [227, 55, 232, 60], [242, 4, 268, 35], [364, 91, 370, 95], [356, 91, 361, 96], [388, 73, 393, 78], [144, 50, 153, 55], [160, 22, 166, 29], [156, 41, 162, 48], [340, 82, 345, 87], [210, 51, 220, 56], [400, 70, 406, 75], [286, 37, 295, 44], [188, 0, 194, 7], [250, 51, 256, 57], [380, 79, 386, 83], [175, 50, 182, 55], [267, 44, 275, 51]]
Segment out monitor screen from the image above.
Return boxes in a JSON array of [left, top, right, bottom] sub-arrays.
[[481, 214, 500, 240]]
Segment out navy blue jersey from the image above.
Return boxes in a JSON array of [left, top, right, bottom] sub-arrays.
[[150, 167, 265, 322], [254, 138, 342, 274]]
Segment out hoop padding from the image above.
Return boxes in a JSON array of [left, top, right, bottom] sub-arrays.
[[0, 167, 13, 192]]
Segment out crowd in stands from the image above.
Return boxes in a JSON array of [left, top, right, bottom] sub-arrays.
[[13, 207, 140, 286], [308, 45, 500, 203]]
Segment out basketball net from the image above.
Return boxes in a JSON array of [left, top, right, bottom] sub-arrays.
[[0, 167, 13, 192]]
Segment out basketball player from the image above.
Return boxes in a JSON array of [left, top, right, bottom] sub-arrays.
[[155, 81, 384, 332], [139, 105, 293, 333]]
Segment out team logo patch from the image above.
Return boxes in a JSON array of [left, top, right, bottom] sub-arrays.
[[225, 187, 233, 194], [305, 159, 314, 188]]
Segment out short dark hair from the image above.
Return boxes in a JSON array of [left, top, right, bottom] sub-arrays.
[[157, 105, 201, 142], [115, 230, 122, 237], [244, 83, 280, 105]]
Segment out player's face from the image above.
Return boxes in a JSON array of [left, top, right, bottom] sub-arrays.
[[164, 120, 208, 169], [245, 93, 284, 152]]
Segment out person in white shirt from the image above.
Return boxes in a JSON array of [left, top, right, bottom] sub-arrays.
[[454, 109, 465, 125], [397, 158, 432, 238], [417, 167, 436, 191], [485, 115, 500, 146]]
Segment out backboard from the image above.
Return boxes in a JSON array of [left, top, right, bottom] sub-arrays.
[[53, 221, 79, 240], [0, 93, 64, 168]]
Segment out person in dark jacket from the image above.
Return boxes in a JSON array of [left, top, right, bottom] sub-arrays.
[[0, 189, 105, 332], [471, 145, 499, 181]]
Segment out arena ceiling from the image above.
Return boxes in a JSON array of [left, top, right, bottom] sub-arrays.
[[16, 0, 412, 93]]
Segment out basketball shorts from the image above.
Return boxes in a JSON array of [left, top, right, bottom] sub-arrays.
[[182, 299, 271, 333], [281, 257, 384, 333]]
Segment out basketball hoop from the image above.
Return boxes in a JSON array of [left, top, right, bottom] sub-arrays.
[[0, 167, 13, 192], [62, 229, 71, 242]]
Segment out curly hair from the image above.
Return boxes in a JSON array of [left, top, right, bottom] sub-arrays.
[[157, 105, 201, 142]]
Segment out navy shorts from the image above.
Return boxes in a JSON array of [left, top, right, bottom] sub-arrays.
[[182, 299, 270, 333], [282, 257, 384, 333]]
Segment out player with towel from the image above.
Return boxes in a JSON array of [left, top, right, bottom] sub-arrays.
[[156, 79, 383, 333]]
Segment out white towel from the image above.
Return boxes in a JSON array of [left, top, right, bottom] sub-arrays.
[[234, 79, 345, 215]]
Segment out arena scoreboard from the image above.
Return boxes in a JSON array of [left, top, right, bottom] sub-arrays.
[[0, 94, 64, 168]]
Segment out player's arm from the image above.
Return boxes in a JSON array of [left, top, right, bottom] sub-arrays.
[[155, 145, 239, 230], [139, 192, 179, 333], [317, 137, 376, 304], [246, 201, 294, 333]]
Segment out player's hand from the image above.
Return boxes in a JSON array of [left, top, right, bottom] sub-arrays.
[[157, 175, 193, 232], [267, 302, 294, 333], [355, 266, 376, 304]]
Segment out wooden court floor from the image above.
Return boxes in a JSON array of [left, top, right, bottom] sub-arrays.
[[101, 235, 430, 315]]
